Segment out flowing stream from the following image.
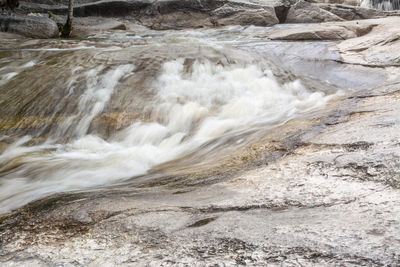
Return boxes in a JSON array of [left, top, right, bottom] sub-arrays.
[[359, 0, 399, 10], [0, 25, 374, 213]]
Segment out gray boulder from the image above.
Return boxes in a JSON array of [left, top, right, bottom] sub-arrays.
[[286, 0, 344, 23], [222, 0, 291, 22], [211, 3, 279, 26], [0, 15, 59, 38]]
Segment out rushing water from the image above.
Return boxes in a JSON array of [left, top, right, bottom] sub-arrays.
[[359, 0, 400, 10], [0, 25, 379, 213]]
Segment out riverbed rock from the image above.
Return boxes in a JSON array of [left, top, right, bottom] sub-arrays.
[[338, 17, 400, 66], [66, 16, 128, 37], [211, 3, 279, 26], [0, 14, 59, 38], [318, 3, 383, 20], [286, 0, 344, 23], [268, 20, 375, 40], [19, 0, 282, 29]]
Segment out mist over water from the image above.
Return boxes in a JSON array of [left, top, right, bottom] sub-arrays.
[[0, 29, 343, 213]]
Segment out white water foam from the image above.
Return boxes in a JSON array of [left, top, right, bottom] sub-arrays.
[[53, 64, 135, 138], [0, 61, 36, 86], [0, 59, 342, 213]]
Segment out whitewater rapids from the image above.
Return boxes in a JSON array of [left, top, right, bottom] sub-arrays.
[[0, 29, 343, 213]]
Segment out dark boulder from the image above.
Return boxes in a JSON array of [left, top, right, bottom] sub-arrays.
[[0, 14, 59, 38], [22, 0, 281, 29]]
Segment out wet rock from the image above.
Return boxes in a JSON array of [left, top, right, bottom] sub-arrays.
[[268, 21, 375, 40], [68, 17, 128, 37], [0, 14, 59, 38], [286, 0, 344, 23]]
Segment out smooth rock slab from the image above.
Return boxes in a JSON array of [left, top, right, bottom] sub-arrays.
[[0, 15, 59, 38], [338, 17, 400, 66], [268, 21, 375, 40]]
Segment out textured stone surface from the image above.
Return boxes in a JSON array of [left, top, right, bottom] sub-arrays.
[[318, 3, 382, 20], [0, 14, 58, 38], [267, 20, 375, 40], [212, 3, 279, 26], [338, 17, 400, 66], [286, 0, 344, 23], [20, 0, 281, 29]]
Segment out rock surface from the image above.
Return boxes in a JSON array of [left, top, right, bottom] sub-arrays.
[[286, 0, 344, 23], [267, 20, 375, 40], [0, 17, 400, 266], [211, 3, 279, 26], [338, 17, 400, 67], [318, 3, 383, 20], [20, 0, 281, 29], [7, 0, 400, 34], [0, 14, 59, 38]]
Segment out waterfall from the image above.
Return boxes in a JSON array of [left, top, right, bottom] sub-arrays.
[[359, 0, 399, 10]]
